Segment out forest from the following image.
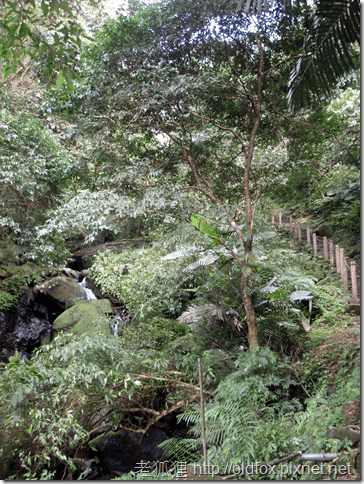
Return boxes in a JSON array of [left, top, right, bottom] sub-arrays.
[[0, 0, 360, 480]]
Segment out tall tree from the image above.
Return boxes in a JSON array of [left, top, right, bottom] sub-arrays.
[[55, 0, 306, 349]]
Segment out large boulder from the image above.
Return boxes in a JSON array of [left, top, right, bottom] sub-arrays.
[[52, 299, 113, 336], [35, 276, 86, 309]]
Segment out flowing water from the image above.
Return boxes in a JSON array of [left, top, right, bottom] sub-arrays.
[[79, 277, 97, 301]]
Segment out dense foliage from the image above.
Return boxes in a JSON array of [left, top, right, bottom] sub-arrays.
[[0, 0, 360, 480]]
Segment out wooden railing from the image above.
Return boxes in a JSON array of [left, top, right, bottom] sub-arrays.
[[270, 210, 360, 307]]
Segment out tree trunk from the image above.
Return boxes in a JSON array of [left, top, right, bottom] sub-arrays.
[[243, 286, 258, 350], [241, 238, 258, 350]]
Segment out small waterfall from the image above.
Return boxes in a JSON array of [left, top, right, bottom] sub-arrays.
[[110, 310, 127, 336], [79, 277, 97, 301]]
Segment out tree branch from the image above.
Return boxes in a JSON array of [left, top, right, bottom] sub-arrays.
[[263, 53, 305, 76]]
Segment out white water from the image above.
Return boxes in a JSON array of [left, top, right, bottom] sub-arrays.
[[110, 311, 127, 336], [79, 277, 97, 301]]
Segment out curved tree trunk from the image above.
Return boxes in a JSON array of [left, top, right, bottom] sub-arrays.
[[239, 33, 264, 351]]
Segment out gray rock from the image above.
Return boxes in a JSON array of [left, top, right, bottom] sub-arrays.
[[35, 276, 86, 308]]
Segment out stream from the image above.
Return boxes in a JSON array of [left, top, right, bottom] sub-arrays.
[[0, 264, 176, 479]]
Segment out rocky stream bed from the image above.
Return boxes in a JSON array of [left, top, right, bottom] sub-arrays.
[[0, 256, 175, 478]]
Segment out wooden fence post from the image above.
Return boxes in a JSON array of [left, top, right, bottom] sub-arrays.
[[306, 227, 311, 247], [312, 233, 317, 256], [294, 220, 298, 238], [335, 245, 341, 274], [289, 215, 293, 233], [350, 261, 359, 304], [271, 210, 275, 225], [278, 210, 282, 228], [329, 240, 334, 267], [323, 237, 328, 261], [298, 222, 302, 243], [340, 249, 348, 292]]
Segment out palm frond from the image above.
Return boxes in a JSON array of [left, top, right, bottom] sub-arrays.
[[288, 0, 360, 108], [234, 0, 299, 15]]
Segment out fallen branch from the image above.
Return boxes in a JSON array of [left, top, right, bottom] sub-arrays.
[[130, 373, 214, 395], [139, 394, 200, 444], [122, 407, 159, 416], [267, 451, 303, 466]]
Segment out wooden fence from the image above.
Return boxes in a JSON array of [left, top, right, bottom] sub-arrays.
[[270, 210, 360, 308]]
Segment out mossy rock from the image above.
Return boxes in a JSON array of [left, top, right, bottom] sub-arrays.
[[37, 276, 85, 305], [326, 427, 360, 446], [40, 332, 52, 346], [65, 298, 80, 309], [53, 299, 113, 336]]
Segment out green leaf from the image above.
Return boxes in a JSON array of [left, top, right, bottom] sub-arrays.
[[40, 1, 49, 16], [55, 69, 64, 89], [64, 72, 74, 91], [58, 2, 74, 16], [190, 214, 222, 244], [18, 22, 29, 39]]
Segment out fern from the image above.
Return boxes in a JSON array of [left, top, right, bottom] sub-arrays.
[[158, 437, 200, 462], [163, 402, 258, 464], [177, 304, 228, 325], [162, 347, 301, 466], [183, 254, 219, 271]]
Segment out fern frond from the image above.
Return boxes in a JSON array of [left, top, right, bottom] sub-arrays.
[[161, 246, 201, 260], [177, 304, 227, 325], [177, 409, 201, 425], [158, 437, 199, 461], [183, 254, 219, 271]]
